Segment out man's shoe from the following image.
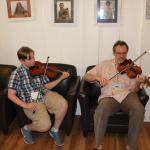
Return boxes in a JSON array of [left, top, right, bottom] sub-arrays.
[[21, 127, 35, 144], [49, 129, 64, 146], [93, 148, 103, 150]]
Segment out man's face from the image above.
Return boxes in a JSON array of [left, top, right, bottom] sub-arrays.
[[21, 52, 35, 68], [114, 45, 128, 63]]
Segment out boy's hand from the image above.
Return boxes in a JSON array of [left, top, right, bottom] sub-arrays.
[[26, 102, 37, 112], [60, 72, 70, 80]]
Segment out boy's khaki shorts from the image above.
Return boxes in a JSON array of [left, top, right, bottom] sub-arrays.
[[23, 91, 67, 129]]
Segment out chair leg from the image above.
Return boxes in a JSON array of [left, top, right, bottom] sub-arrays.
[[2, 127, 8, 134], [65, 129, 71, 136], [83, 130, 88, 137]]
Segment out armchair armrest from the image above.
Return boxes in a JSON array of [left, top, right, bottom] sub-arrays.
[[78, 79, 93, 136], [78, 79, 91, 115], [67, 76, 80, 97], [137, 88, 149, 106], [78, 78, 90, 98]]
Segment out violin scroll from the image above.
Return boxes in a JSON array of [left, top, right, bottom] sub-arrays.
[[143, 76, 150, 87]]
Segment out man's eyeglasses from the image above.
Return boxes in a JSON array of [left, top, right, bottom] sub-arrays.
[[115, 52, 127, 55]]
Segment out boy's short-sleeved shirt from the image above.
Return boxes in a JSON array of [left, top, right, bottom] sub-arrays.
[[8, 65, 50, 103]]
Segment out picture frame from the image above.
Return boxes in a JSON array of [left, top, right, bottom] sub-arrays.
[[54, 0, 74, 23], [7, 0, 33, 20], [146, 0, 150, 19], [96, 0, 118, 23]]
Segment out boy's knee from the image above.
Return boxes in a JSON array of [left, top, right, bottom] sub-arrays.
[[63, 100, 68, 110], [60, 99, 68, 111]]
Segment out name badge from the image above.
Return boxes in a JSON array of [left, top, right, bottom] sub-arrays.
[[31, 91, 39, 100]]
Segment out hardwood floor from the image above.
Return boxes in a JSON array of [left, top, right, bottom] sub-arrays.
[[0, 116, 150, 150]]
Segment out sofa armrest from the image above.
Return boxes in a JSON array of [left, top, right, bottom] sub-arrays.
[[0, 88, 16, 133], [0, 88, 8, 96], [137, 88, 149, 106]]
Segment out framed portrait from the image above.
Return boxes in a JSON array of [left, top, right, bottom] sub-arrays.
[[7, 0, 33, 20], [54, 0, 74, 23], [96, 0, 118, 23], [146, 0, 150, 19]]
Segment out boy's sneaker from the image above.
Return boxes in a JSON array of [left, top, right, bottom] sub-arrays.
[[49, 129, 64, 146], [21, 127, 35, 144]]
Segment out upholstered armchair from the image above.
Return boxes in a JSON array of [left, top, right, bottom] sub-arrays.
[[15, 63, 80, 135], [78, 65, 149, 137], [0, 64, 17, 134]]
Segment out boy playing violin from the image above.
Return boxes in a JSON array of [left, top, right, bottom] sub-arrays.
[[8, 47, 69, 146], [84, 40, 146, 150]]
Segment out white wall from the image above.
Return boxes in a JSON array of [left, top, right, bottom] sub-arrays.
[[0, 0, 150, 121]]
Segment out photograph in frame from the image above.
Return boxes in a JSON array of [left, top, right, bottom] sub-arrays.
[[97, 0, 117, 23], [146, 0, 150, 19], [54, 0, 74, 23], [7, 0, 32, 19]]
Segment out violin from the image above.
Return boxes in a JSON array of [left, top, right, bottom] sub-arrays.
[[117, 59, 142, 78], [117, 59, 150, 86], [30, 61, 63, 78], [109, 51, 150, 87]]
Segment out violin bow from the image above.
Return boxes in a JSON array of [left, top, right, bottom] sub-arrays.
[[33, 57, 50, 114], [43, 56, 50, 76]]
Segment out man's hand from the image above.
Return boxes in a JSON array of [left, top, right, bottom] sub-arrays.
[[136, 75, 146, 83], [136, 75, 150, 87], [96, 77, 108, 87]]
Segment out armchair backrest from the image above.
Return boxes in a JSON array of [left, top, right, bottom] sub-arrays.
[[46, 63, 77, 96], [0, 65, 17, 91]]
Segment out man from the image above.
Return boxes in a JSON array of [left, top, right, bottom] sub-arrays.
[[8, 47, 69, 146], [83, 40, 145, 150], [58, 2, 69, 20]]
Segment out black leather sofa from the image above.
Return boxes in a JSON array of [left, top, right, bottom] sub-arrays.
[[78, 65, 149, 137], [15, 63, 80, 135], [0, 64, 17, 133]]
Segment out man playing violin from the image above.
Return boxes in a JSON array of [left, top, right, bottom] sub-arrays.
[[84, 40, 145, 150], [8, 47, 69, 146]]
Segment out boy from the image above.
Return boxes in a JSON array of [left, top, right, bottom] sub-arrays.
[[8, 47, 69, 146]]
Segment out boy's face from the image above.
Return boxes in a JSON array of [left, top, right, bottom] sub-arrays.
[[20, 52, 35, 68]]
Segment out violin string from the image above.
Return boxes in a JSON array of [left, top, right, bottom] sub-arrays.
[[47, 67, 63, 74]]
